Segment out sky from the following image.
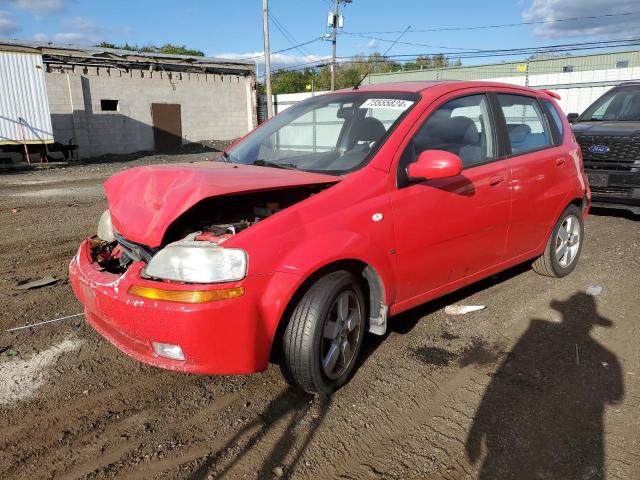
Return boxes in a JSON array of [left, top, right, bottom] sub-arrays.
[[0, 0, 639, 71]]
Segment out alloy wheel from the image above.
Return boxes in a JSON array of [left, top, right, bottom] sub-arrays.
[[321, 290, 363, 380], [555, 214, 581, 267]]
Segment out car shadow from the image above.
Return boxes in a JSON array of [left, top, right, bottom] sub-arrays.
[[189, 386, 331, 480], [589, 206, 639, 221], [465, 292, 624, 479], [357, 261, 533, 366]]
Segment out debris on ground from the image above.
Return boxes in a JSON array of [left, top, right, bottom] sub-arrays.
[[15, 276, 58, 290], [0, 346, 18, 357], [6, 312, 84, 332], [444, 305, 486, 315], [11, 208, 19, 213], [272, 466, 284, 477], [586, 285, 604, 296]]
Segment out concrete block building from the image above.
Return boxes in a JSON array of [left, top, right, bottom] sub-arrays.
[[0, 40, 256, 160]]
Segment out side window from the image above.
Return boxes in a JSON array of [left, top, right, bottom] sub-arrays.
[[407, 94, 496, 169], [542, 99, 564, 146], [497, 94, 552, 155]]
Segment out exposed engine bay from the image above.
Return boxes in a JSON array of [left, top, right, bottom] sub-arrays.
[[90, 185, 329, 274]]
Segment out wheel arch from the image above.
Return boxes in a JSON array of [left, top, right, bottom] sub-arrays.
[[539, 195, 588, 252], [269, 259, 388, 363]]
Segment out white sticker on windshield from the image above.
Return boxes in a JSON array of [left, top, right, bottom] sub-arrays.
[[360, 98, 414, 110]]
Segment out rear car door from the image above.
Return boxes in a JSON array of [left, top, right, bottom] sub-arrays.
[[390, 92, 511, 305], [495, 93, 571, 259]]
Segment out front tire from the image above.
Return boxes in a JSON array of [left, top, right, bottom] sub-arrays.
[[532, 204, 584, 278], [280, 271, 366, 394]]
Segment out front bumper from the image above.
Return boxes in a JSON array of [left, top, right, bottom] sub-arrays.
[[586, 169, 640, 212], [69, 238, 298, 374]]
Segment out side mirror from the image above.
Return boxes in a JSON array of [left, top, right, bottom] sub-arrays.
[[407, 150, 463, 182], [567, 113, 579, 124]]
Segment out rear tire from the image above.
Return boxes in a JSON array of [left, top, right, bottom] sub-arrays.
[[280, 271, 366, 394], [532, 204, 584, 278]]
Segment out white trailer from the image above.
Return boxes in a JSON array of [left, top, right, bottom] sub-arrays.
[[0, 51, 53, 163]]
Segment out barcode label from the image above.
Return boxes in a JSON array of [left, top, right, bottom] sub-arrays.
[[359, 98, 414, 110]]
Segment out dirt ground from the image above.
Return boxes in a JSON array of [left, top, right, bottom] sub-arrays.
[[0, 151, 638, 480]]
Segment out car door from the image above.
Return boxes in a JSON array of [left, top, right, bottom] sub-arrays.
[[493, 93, 571, 259], [389, 91, 511, 306]]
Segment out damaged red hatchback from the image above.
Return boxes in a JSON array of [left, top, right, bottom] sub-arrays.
[[70, 81, 590, 394]]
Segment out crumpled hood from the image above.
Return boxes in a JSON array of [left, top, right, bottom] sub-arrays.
[[105, 162, 340, 247]]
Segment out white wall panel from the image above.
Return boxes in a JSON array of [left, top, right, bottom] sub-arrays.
[[0, 52, 53, 144]]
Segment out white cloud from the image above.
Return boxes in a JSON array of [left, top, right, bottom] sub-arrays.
[[216, 51, 329, 71], [366, 39, 380, 49], [65, 15, 97, 31], [0, 0, 66, 15], [55, 32, 100, 44], [33, 31, 98, 45], [524, 0, 640, 38], [0, 10, 18, 35]]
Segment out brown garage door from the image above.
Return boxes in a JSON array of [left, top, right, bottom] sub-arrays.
[[151, 103, 182, 152]]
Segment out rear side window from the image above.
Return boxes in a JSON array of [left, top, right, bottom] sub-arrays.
[[497, 94, 552, 155], [406, 94, 496, 168], [542, 99, 564, 145]]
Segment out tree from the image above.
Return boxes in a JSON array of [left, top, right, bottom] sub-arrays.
[[403, 54, 462, 71], [263, 51, 463, 93], [271, 68, 317, 94], [95, 42, 204, 56]]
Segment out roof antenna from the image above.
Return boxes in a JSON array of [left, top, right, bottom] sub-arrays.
[[354, 25, 411, 90]]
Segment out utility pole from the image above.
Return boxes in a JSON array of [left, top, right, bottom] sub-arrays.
[[328, 0, 350, 91], [330, 0, 339, 91], [262, 0, 273, 118]]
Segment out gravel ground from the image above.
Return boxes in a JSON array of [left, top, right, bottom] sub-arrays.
[[0, 151, 638, 480]]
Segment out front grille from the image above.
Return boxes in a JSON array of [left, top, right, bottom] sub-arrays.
[[579, 135, 640, 172], [590, 186, 631, 199]]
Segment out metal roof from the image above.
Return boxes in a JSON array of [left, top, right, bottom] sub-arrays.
[[0, 38, 254, 73]]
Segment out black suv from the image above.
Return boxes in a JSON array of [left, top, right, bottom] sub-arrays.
[[570, 82, 640, 214]]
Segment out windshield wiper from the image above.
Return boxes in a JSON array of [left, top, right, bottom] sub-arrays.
[[218, 150, 232, 162], [252, 159, 298, 170]]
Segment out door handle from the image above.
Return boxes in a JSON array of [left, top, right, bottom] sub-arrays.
[[555, 157, 566, 166], [489, 175, 504, 186]]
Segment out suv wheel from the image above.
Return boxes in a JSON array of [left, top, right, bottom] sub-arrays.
[[532, 204, 584, 278], [280, 271, 366, 394]]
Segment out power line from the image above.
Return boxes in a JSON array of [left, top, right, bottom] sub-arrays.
[[345, 11, 640, 35], [265, 36, 640, 74], [268, 10, 315, 58], [239, 37, 323, 61], [341, 32, 482, 51], [356, 38, 640, 61]]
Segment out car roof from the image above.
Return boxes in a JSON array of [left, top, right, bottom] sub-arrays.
[[616, 81, 640, 88], [335, 80, 547, 97]]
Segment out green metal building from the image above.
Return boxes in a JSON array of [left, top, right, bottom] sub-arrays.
[[367, 49, 640, 84]]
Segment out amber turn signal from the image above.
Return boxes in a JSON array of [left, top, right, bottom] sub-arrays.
[[128, 285, 245, 303]]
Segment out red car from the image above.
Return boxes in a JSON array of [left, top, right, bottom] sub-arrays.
[[70, 81, 589, 394]]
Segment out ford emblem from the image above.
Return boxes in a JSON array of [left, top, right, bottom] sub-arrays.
[[588, 145, 610, 154]]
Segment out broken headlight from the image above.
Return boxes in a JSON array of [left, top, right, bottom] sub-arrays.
[[144, 241, 247, 283], [97, 210, 116, 242]]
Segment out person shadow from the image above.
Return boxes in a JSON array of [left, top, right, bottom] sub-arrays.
[[465, 292, 624, 480]]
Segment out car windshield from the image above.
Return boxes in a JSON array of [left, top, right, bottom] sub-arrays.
[[579, 86, 640, 121], [225, 92, 419, 174]]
